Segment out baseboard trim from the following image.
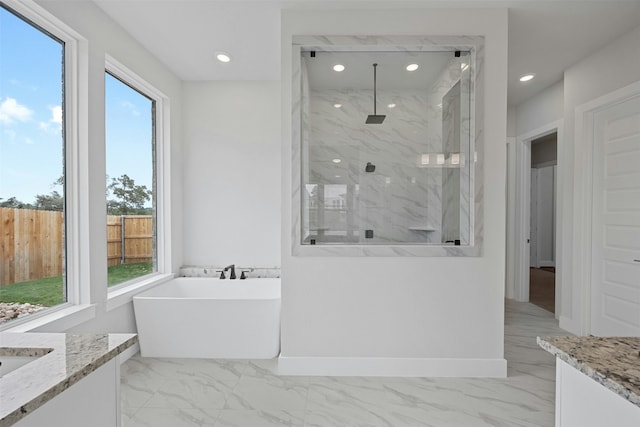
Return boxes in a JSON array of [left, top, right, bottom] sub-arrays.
[[559, 315, 582, 335], [277, 356, 507, 377]]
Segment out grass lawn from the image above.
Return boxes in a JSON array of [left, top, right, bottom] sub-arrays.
[[0, 262, 153, 307], [0, 276, 64, 306], [108, 262, 153, 286]]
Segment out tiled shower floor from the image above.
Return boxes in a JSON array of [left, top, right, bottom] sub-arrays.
[[121, 300, 568, 426]]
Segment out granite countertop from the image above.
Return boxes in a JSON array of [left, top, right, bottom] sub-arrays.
[[538, 336, 640, 408], [0, 332, 137, 426]]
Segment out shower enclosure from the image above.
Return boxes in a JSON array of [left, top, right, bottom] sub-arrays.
[[299, 47, 475, 246]]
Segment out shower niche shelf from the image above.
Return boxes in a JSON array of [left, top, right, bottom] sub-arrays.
[[408, 226, 436, 232]]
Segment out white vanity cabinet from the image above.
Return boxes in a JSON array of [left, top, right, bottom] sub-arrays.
[[538, 336, 640, 427], [0, 333, 136, 426], [14, 357, 121, 427], [555, 359, 640, 427]]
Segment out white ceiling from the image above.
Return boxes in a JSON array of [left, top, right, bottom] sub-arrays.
[[305, 51, 456, 90], [92, 0, 640, 106]]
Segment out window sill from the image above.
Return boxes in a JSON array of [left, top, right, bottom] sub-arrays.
[[106, 273, 175, 312], [2, 304, 96, 333]]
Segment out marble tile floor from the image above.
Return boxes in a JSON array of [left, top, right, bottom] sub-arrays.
[[121, 299, 570, 427]]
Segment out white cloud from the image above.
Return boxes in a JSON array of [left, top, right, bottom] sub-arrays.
[[121, 100, 141, 117], [51, 105, 62, 125], [0, 97, 33, 124], [1, 130, 33, 146], [39, 105, 63, 133]]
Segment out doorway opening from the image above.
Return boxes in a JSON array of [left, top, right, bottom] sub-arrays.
[[510, 120, 562, 318], [529, 133, 557, 314]]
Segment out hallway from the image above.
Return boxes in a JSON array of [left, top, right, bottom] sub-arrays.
[[529, 267, 556, 314]]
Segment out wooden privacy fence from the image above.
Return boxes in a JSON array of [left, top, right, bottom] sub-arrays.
[[0, 207, 64, 287], [107, 215, 153, 267], [0, 208, 153, 286]]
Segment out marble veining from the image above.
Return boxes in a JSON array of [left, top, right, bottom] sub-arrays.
[[179, 266, 281, 279], [0, 332, 137, 426], [538, 336, 640, 408], [290, 35, 484, 257], [122, 300, 567, 426]]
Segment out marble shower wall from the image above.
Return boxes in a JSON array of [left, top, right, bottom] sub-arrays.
[[304, 57, 470, 244], [291, 35, 484, 256], [307, 87, 434, 243]]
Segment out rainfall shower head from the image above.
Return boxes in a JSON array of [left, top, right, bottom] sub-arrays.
[[366, 63, 386, 124], [366, 115, 386, 124]]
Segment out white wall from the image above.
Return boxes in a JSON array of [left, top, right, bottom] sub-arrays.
[[31, 0, 183, 333], [182, 81, 281, 268], [281, 8, 508, 376], [531, 134, 557, 166], [516, 80, 564, 136], [561, 24, 640, 334], [513, 24, 640, 333], [507, 106, 517, 137]]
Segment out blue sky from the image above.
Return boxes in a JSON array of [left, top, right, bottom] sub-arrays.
[[0, 6, 153, 207], [105, 73, 154, 207]]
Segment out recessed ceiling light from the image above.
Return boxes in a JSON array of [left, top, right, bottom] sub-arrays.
[[332, 158, 341, 164], [335, 175, 341, 178], [460, 63, 469, 71], [216, 52, 231, 63], [519, 73, 535, 82], [387, 103, 396, 109], [333, 64, 345, 72], [406, 64, 419, 72], [333, 103, 342, 108]]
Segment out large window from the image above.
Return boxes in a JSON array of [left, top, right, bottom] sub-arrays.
[[0, 4, 67, 325], [105, 71, 156, 287]]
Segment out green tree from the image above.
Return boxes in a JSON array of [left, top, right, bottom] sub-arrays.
[[33, 191, 64, 211], [0, 197, 31, 209], [107, 174, 151, 215]]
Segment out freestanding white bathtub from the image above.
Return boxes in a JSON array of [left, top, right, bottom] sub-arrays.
[[133, 277, 281, 359]]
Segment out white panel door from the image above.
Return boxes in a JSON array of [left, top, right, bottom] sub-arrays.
[[537, 165, 556, 267], [591, 94, 640, 336]]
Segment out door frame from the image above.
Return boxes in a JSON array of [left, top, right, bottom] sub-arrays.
[[530, 167, 538, 268], [574, 80, 640, 335], [513, 121, 562, 316]]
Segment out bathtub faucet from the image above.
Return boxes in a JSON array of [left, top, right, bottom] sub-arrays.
[[224, 264, 236, 279]]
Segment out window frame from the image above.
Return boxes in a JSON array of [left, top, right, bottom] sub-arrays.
[[0, 0, 85, 328], [104, 55, 172, 299], [0, 1, 173, 331]]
